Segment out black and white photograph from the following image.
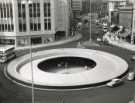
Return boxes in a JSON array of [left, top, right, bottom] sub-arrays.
[[0, 0, 135, 103]]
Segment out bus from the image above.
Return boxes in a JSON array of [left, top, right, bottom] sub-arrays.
[[0, 45, 16, 63]]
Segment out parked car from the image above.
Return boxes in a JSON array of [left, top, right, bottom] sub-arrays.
[[103, 27, 108, 33], [106, 78, 122, 87], [127, 72, 135, 81], [128, 100, 134, 103], [131, 55, 135, 61]]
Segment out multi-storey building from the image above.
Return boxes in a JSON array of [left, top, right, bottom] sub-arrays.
[[0, 0, 70, 47], [82, 0, 90, 14], [71, 0, 82, 19], [108, 0, 127, 23]]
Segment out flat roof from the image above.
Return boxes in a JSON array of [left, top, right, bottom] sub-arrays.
[[0, 45, 14, 52]]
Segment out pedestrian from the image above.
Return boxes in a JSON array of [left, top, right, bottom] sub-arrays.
[[84, 65, 88, 70], [77, 22, 82, 32]]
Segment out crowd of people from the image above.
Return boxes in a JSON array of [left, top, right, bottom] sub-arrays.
[[102, 24, 131, 43]]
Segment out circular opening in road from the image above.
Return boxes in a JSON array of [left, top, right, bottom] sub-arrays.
[[38, 56, 96, 74], [6, 48, 128, 89]]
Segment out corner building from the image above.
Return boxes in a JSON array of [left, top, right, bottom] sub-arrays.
[[0, 0, 70, 47]]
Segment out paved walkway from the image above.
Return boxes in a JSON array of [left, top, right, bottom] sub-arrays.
[[83, 40, 100, 47], [16, 33, 82, 51], [104, 36, 135, 52]]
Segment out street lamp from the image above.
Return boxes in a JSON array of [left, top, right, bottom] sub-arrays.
[[21, 1, 35, 103], [131, 0, 135, 44], [89, 0, 91, 42]]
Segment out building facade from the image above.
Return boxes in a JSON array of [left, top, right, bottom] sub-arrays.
[[108, 0, 127, 23], [108, 0, 134, 28], [118, 6, 132, 29], [90, 1, 108, 18], [82, 0, 90, 14], [71, 0, 82, 19], [0, 0, 70, 47]]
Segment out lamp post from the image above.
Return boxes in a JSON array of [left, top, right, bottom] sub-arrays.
[[89, 0, 91, 42], [22, 0, 35, 103], [131, 1, 135, 44]]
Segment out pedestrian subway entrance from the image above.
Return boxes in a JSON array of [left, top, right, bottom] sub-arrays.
[[38, 56, 96, 74]]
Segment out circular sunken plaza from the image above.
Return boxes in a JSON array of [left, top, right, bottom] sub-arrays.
[[6, 48, 128, 89]]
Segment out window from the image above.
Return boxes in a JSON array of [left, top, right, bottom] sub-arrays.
[[44, 18, 51, 30], [8, 24, 11, 31], [6, 4, 9, 18], [0, 39, 15, 45], [9, 3, 13, 18], [11, 24, 14, 31], [44, 2, 51, 17], [0, 25, 1, 31], [38, 23, 41, 30], [44, 3, 47, 17], [19, 23, 22, 32], [0, 2, 14, 32], [3, 3, 6, 18], [31, 37, 42, 45], [29, 2, 41, 31], [48, 19, 51, 30], [34, 23, 37, 31], [48, 3, 51, 17], [33, 3, 36, 17], [134, 20, 135, 28], [18, 1, 27, 32], [17, 38, 29, 46], [0, 4, 3, 18], [44, 19, 47, 30], [5, 24, 7, 31], [29, 4, 32, 17], [44, 1, 51, 31], [30, 23, 33, 31], [37, 3, 40, 17], [2, 24, 4, 32]]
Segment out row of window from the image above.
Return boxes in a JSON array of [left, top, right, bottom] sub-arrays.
[[30, 23, 41, 31], [29, 3, 40, 18], [18, 4, 26, 18], [0, 3, 14, 32], [44, 3, 51, 17], [44, 18, 51, 30], [0, 39, 15, 45], [0, 24, 14, 32], [18, 1, 51, 32], [18, 1, 27, 32], [0, 3, 13, 18], [44, 2, 51, 30], [29, 2, 41, 31], [0, 1, 52, 32]]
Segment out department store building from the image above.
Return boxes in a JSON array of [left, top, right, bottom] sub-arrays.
[[0, 0, 70, 47]]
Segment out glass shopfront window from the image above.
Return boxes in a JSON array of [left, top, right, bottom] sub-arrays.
[[31, 37, 42, 45], [17, 38, 29, 46], [0, 39, 15, 45]]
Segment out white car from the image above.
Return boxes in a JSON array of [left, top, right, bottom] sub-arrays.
[[127, 72, 135, 81], [131, 55, 135, 61], [128, 100, 134, 103], [106, 78, 122, 87], [103, 27, 108, 33]]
